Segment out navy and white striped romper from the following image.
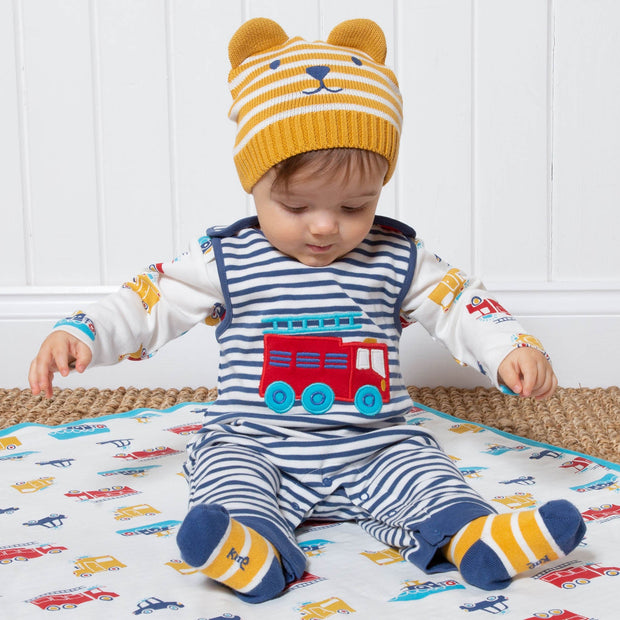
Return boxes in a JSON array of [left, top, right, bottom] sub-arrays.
[[184, 216, 495, 583]]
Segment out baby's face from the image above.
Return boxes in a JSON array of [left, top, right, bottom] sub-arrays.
[[252, 158, 387, 267]]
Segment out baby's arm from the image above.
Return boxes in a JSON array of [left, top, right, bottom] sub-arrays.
[[403, 241, 557, 399], [498, 347, 557, 399], [29, 331, 92, 398], [28, 235, 224, 398]]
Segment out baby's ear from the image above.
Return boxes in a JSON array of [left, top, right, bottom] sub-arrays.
[[327, 19, 387, 64], [228, 18, 289, 69]]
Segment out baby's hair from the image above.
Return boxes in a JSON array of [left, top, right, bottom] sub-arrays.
[[271, 149, 388, 193]]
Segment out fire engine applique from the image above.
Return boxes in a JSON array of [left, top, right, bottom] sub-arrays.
[[259, 312, 389, 416]]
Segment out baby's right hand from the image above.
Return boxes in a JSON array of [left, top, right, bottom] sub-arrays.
[[29, 331, 92, 398]]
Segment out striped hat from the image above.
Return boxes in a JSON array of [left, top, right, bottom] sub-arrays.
[[228, 18, 403, 192]]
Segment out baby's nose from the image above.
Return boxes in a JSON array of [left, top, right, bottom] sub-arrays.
[[310, 212, 339, 235], [306, 65, 330, 81]]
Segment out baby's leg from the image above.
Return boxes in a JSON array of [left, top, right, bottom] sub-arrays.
[[179, 442, 306, 603], [346, 436, 584, 588], [444, 499, 585, 590]]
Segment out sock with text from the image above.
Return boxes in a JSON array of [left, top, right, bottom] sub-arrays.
[[444, 499, 586, 590], [177, 503, 285, 603]]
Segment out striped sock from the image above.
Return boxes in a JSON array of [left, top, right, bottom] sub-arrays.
[[177, 504, 285, 603], [444, 499, 586, 590]]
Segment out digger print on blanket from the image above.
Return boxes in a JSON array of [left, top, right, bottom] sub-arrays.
[[259, 312, 389, 416], [1, 401, 619, 618]]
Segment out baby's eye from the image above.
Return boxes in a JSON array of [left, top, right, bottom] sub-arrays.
[[269, 59, 281, 70], [282, 204, 307, 213]]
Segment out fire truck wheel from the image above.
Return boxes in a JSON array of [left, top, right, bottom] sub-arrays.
[[264, 381, 295, 413], [301, 383, 335, 414], [354, 385, 382, 416]]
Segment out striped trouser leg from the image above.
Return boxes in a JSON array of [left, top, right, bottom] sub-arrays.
[[344, 437, 496, 572], [184, 441, 306, 582]]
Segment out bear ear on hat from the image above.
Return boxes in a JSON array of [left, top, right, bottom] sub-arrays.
[[327, 18, 387, 64], [229, 18, 289, 69]]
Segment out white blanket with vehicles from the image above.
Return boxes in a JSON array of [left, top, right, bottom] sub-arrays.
[[1, 401, 619, 619]]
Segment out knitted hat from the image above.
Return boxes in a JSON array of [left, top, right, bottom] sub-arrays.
[[228, 18, 403, 192]]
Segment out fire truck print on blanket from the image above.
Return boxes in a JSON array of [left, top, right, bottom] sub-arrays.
[[1, 401, 619, 618]]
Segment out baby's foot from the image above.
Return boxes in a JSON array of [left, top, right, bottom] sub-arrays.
[[444, 499, 586, 590], [177, 503, 285, 603]]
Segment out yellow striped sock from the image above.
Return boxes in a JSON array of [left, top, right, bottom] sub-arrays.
[[177, 504, 286, 602], [199, 517, 281, 594], [444, 501, 585, 590]]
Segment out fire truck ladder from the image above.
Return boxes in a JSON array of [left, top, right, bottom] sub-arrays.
[[262, 311, 363, 334]]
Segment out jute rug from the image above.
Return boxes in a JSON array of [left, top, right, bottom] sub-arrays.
[[1, 385, 618, 463]]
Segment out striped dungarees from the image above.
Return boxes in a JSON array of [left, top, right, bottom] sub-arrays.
[[184, 216, 494, 583]]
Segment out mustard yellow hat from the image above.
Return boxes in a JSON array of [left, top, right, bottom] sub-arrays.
[[228, 18, 403, 192]]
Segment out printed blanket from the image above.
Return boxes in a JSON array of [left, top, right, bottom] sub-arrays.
[[1, 402, 618, 619]]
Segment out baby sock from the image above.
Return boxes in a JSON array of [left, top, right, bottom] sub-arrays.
[[444, 499, 586, 590], [177, 503, 285, 603]]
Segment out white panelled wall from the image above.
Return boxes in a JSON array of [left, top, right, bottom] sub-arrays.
[[1, 0, 618, 390]]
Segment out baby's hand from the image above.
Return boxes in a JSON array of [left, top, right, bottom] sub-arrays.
[[498, 348, 557, 400], [29, 331, 92, 398]]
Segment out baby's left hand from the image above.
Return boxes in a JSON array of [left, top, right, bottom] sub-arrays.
[[498, 348, 558, 400]]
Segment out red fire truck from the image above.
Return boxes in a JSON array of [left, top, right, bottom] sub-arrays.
[[259, 315, 389, 416]]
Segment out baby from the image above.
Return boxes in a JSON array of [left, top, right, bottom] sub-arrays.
[[30, 18, 584, 604]]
